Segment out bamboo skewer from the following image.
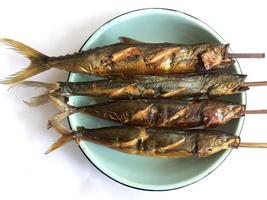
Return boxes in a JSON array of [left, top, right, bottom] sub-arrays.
[[227, 53, 265, 58], [238, 143, 267, 148], [245, 109, 267, 114], [242, 81, 267, 87]]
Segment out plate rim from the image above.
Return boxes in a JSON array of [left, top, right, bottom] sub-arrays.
[[67, 7, 246, 191]]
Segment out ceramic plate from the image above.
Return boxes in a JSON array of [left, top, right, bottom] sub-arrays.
[[68, 8, 245, 190]]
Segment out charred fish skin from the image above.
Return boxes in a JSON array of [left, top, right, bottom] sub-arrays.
[[74, 99, 245, 128], [64, 126, 240, 158]]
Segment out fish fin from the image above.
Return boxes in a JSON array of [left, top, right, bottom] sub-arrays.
[[0, 38, 50, 84], [10, 81, 60, 107], [53, 122, 72, 135], [47, 95, 77, 128], [45, 134, 74, 154], [118, 37, 144, 44], [23, 93, 49, 107], [11, 81, 58, 90], [45, 123, 74, 154]]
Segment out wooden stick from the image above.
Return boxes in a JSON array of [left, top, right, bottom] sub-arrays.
[[227, 53, 265, 58], [242, 81, 267, 87], [245, 110, 267, 114], [239, 143, 267, 148]]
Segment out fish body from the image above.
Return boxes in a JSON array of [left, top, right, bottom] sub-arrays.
[[49, 96, 245, 129], [50, 73, 248, 98], [48, 124, 240, 158], [0, 38, 232, 84], [48, 43, 232, 77], [19, 72, 247, 107]]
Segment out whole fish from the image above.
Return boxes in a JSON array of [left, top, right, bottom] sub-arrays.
[[47, 96, 245, 129], [16, 72, 248, 106], [0, 37, 235, 84], [47, 123, 241, 158]]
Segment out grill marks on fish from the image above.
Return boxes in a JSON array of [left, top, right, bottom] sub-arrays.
[[130, 104, 158, 124], [112, 127, 149, 148], [148, 47, 180, 66], [159, 107, 188, 127], [161, 87, 188, 97], [108, 80, 189, 99], [110, 83, 141, 97], [158, 101, 205, 128], [157, 138, 186, 152], [111, 47, 142, 63], [144, 47, 196, 74]]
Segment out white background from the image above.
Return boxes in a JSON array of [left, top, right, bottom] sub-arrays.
[[0, 0, 267, 199]]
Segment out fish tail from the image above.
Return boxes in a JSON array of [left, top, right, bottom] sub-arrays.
[[45, 123, 74, 154], [10, 81, 60, 107], [47, 95, 77, 129], [24, 94, 50, 107], [12, 81, 59, 90], [0, 38, 50, 84]]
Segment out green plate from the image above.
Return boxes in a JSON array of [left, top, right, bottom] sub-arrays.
[[68, 8, 245, 191]]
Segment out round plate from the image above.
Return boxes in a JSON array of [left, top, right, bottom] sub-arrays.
[[68, 8, 245, 191]]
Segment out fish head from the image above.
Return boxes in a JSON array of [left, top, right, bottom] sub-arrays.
[[197, 132, 240, 157], [200, 44, 234, 70]]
